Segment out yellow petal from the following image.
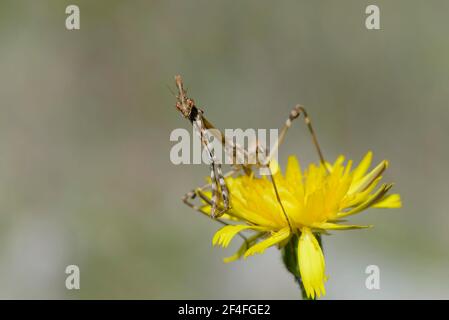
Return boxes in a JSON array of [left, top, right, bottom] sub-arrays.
[[372, 194, 402, 208], [348, 160, 389, 195], [285, 155, 303, 185], [244, 227, 291, 258], [212, 225, 268, 248], [352, 151, 373, 182], [223, 232, 265, 263], [200, 205, 239, 221], [298, 228, 327, 299], [223, 243, 247, 263], [323, 155, 345, 174], [343, 176, 382, 208], [333, 155, 345, 168], [316, 222, 372, 230], [343, 160, 353, 177], [339, 183, 393, 218], [269, 159, 281, 176]]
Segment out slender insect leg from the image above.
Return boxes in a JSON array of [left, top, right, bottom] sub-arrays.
[[267, 164, 293, 232], [254, 105, 327, 232], [268, 104, 326, 166], [189, 184, 265, 252], [209, 162, 219, 216], [181, 169, 250, 245], [182, 188, 252, 251], [192, 118, 220, 217], [182, 189, 227, 225], [195, 189, 259, 226], [202, 117, 253, 174], [181, 167, 238, 219], [194, 117, 231, 218], [253, 104, 327, 232], [213, 162, 231, 217]]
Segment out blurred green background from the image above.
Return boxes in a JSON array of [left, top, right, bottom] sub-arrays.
[[0, 0, 448, 299]]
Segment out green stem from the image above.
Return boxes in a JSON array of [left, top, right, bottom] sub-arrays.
[[281, 233, 322, 300]]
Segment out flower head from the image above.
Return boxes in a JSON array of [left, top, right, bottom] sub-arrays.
[[205, 151, 401, 299]]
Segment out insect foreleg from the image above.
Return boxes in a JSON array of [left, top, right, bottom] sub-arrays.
[[193, 117, 231, 218]]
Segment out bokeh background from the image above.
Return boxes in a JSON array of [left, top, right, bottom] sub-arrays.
[[0, 0, 448, 299]]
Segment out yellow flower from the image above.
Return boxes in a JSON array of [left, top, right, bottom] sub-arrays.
[[206, 151, 401, 299]]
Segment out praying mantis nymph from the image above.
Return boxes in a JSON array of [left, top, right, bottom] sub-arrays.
[[173, 75, 326, 233]]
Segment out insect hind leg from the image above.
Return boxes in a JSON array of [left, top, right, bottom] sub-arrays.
[[268, 104, 326, 167]]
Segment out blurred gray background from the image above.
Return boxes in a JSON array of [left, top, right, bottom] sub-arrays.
[[0, 0, 448, 299]]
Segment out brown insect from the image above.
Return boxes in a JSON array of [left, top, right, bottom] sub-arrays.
[[173, 75, 326, 233]]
